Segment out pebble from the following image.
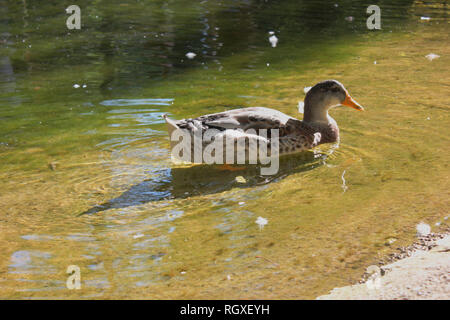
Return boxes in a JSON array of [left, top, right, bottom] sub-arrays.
[[360, 231, 449, 284]]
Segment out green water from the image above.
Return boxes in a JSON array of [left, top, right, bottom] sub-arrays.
[[0, 0, 449, 299]]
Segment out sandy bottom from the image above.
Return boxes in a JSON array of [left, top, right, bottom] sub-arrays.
[[317, 234, 450, 300]]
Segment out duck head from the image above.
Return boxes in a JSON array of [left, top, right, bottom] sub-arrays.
[[303, 80, 364, 124]]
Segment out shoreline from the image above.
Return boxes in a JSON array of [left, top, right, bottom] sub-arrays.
[[317, 229, 450, 300]]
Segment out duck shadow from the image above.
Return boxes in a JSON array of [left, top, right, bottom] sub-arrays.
[[79, 151, 327, 215]]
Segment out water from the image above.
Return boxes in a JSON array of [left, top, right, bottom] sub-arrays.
[[0, 0, 449, 299]]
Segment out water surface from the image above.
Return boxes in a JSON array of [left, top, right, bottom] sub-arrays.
[[0, 0, 449, 299]]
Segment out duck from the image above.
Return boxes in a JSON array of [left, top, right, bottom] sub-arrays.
[[162, 80, 364, 164]]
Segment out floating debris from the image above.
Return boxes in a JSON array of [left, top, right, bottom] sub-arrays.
[[268, 31, 275, 35], [235, 176, 246, 184], [425, 53, 440, 61], [374, 61, 377, 65], [420, 16, 431, 21], [133, 234, 144, 239], [341, 170, 348, 193], [345, 16, 354, 22], [82, 84, 87, 88], [269, 34, 278, 48], [185, 52, 196, 59], [227, 274, 231, 280], [255, 216, 268, 231], [48, 162, 58, 171], [238, 202, 245, 205], [416, 222, 431, 237], [73, 84, 80, 88], [256, 255, 280, 268]]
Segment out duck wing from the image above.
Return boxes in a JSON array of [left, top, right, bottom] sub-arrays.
[[191, 107, 296, 130], [163, 108, 324, 161], [164, 107, 319, 140]]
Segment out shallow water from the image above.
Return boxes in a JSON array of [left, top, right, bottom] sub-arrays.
[[0, 0, 449, 299]]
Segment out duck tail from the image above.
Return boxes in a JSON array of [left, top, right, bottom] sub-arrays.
[[162, 114, 179, 135], [162, 114, 181, 154], [162, 114, 192, 163]]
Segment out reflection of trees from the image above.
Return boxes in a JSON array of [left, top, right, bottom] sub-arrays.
[[3, 0, 415, 93]]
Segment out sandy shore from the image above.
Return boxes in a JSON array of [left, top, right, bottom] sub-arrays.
[[317, 233, 450, 300]]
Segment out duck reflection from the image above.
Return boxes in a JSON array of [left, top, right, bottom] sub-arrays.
[[80, 151, 328, 215]]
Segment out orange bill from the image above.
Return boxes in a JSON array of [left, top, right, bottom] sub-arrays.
[[342, 94, 364, 111]]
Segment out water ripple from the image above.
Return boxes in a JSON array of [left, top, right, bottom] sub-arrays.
[[99, 98, 174, 107]]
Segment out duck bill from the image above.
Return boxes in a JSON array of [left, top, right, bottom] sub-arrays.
[[342, 94, 364, 111]]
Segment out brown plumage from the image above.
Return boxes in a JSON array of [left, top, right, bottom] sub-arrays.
[[163, 80, 364, 163]]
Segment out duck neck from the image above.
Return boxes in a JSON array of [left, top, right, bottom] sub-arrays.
[[303, 95, 329, 123], [303, 101, 339, 143]]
